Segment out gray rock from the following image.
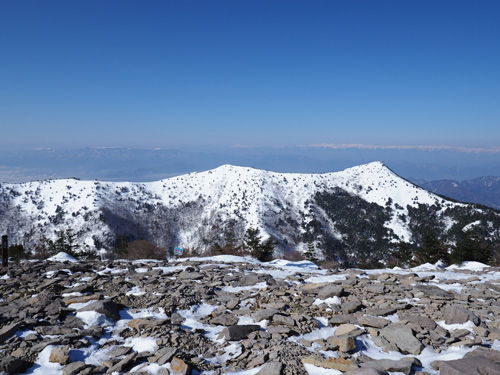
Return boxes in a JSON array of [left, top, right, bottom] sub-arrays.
[[78, 299, 121, 320], [380, 323, 423, 355], [0, 356, 33, 373], [63, 361, 87, 375], [35, 325, 76, 336], [0, 322, 22, 343], [255, 361, 283, 375], [218, 325, 261, 341], [210, 313, 239, 326], [357, 316, 390, 329], [178, 271, 204, 280], [106, 352, 138, 374], [433, 356, 500, 375], [344, 369, 388, 375], [443, 305, 480, 325], [252, 308, 280, 322], [272, 314, 295, 327], [360, 358, 414, 375], [341, 300, 363, 313], [238, 273, 262, 286], [156, 347, 178, 366], [107, 345, 132, 358], [329, 315, 355, 325], [317, 285, 344, 300], [170, 356, 191, 375], [400, 314, 437, 331], [366, 284, 386, 294], [49, 345, 71, 365], [415, 285, 454, 299]]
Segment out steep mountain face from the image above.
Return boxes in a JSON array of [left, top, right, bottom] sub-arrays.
[[1, 162, 499, 266], [413, 176, 500, 210]]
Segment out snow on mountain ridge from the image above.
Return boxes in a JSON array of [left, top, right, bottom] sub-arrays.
[[0, 161, 473, 257]]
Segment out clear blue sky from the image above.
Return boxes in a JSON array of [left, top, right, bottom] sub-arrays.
[[1, 0, 499, 150]]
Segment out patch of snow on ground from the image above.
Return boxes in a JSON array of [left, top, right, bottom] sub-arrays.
[[357, 334, 474, 374], [126, 286, 146, 296], [124, 337, 159, 354], [175, 255, 259, 264], [25, 345, 63, 375], [47, 252, 77, 262], [15, 329, 37, 338], [305, 274, 347, 283], [76, 311, 113, 327], [313, 296, 341, 306], [303, 363, 342, 375], [447, 261, 490, 271], [178, 303, 224, 342], [436, 320, 476, 332], [218, 365, 265, 375], [430, 282, 464, 294], [222, 281, 267, 293]]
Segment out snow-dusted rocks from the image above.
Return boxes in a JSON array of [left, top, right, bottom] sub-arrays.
[[1, 257, 500, 374]]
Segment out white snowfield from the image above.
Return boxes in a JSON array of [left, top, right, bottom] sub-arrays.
[[20, 255, 500, 375], [1, 162, 468, 250]]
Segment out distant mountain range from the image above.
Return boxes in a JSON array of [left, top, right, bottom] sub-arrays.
[[1, 162, 499, 267], [2, 146, 500, 183], [412, 176, 500, 210]]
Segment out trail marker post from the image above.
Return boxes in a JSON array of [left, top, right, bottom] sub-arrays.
[[1, 235, 7, 267]]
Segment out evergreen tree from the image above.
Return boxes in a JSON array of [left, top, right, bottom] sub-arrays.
[[257, 237, 278, 262], [244, 227, 277, 262], [244, 227, 261, 255], [390, 241, 413, 267], [414, 231, 449, 265], [451, 228, 492, 264], [304, 240, 318, 264]]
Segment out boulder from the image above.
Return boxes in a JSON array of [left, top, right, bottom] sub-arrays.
[[443, 305, 480, 325], [255, 361, 283, 375], [357, 316, 390, 329], [78, 299, 121, 320], [170, 357, 191, 375], [49, 345, 71, 365], [218, 325, 261, 341], [63, 361, 87, 375], [360, 358, 415, 375], [317, 285, 344, 300], [433, 356, 500, 375], [0, 356, 33, 373], [380, 323, 423, 355], [0, 322, 22, 343]]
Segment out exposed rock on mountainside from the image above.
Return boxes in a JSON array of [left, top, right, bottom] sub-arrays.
[[1, 256, 500, 374], [1, 163, 499, 266]]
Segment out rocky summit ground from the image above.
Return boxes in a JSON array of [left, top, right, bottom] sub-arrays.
[[1, 255, 500, 375]]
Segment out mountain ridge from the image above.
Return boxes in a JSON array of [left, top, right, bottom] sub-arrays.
[[1, 162, 499, 267]]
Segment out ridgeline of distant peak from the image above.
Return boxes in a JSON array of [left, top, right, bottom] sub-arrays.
[[412, 176, 500, 210], [1, 162, 499, 267]]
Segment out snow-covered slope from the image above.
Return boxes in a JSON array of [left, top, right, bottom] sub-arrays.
[[1, 162, 498, 265]]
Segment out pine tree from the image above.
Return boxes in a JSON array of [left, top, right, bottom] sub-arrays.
[[451, 228, 492, 264], [243, 227, 277, 262], [414, 231, 449, 265], [304, 241, 318, 264]]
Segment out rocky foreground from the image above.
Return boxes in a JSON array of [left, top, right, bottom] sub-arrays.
[[1, 256, 500, 375]]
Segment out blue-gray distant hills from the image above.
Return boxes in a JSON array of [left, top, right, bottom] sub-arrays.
[[413, 176, 500, 210]]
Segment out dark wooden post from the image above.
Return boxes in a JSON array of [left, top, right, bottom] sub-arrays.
[[1, 236, 7, 267]]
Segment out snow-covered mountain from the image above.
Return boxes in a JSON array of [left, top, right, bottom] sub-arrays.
[[1, 162, 499, 266]]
